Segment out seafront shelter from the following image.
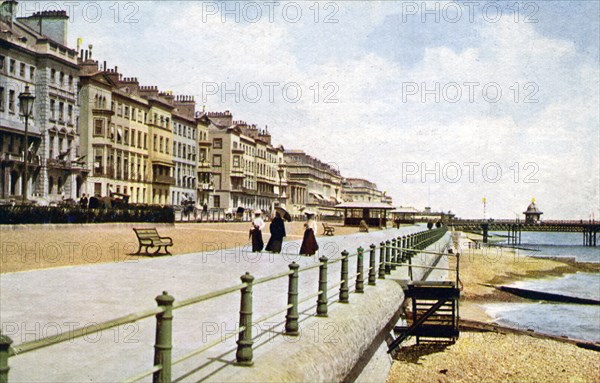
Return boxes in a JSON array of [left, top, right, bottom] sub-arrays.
[[335, 201, 394, 227], [390, 206, 419, 224]]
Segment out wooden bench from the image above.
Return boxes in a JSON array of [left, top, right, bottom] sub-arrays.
[[322, 223, 335, 236], [133, 228, 173, 256]]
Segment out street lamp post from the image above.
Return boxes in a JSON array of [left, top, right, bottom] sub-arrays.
[[18, 85, 35, 203], [277, 167, 284, 205]]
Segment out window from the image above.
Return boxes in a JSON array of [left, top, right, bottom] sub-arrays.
[[59, 72, 64, 86], [8, 90, 15, 113], [50, 99, 56, 119], [93, 119, 104, 136], [213, 138, 222, 149], [212, 155, 222, 167], [0, 87, 4, 111], [233, 156, 240, 168], [49, 136, 54, 158], [124, 128, 129, 145], [159, 137, 164, 152], [153, 135, 157, 151], [124, 106, 129, 119], [68, 75, 73, 89], [110, 124, 115, 140], [58, 102, 64, 121], [50, 68, 56, 82], [165, 138, 169, 154], [10, 59, 15, 74], [137, 131, 142, 148], [67, 105, 73, 124], [131, 129, 136, 147], [30, 66, 35, 80], [19, 63, 25, 77], [144, 133, 148, 149], [0, 55, 4, 70], [213, 195, 221, 208]]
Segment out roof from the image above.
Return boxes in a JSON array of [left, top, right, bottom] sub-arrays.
[[524, 202, 543, 214], [335, 202, 394, 209], [390, 206, 419, 213]]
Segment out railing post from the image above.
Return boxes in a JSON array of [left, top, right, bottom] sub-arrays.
[[0, 333, 12, 383], [236, 272, 254, 366], [378, 242, 386, 279], [339, 250, 350, 303], [285, 262, 300, 336], [317, 256, 329, 317], [390, 238, 397, 270], [385, 240, 391, 275], [368, 244, 377, 286], [356, 247, 364, 293], [400, 236, 406, 262], [153, 291, 175, 383]]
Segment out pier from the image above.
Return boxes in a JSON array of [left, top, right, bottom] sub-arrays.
[[448, 219, 600, 246]]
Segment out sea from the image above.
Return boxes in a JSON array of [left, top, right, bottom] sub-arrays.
[[484, 232, 600, 343]]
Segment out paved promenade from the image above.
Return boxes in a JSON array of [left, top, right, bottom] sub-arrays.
[[0, 225, 435, 382]]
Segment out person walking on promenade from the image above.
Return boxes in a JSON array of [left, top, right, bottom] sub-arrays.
[[300, 211, 319, 256], [249, 210, 265, 252], [265, 212, 286, 253]]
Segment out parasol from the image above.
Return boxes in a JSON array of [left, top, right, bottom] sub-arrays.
[[275, 206, 292, 222]]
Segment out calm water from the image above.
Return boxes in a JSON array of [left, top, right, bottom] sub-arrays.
[[484, 232, 600, 342]]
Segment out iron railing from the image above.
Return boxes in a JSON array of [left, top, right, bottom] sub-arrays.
[[0, 226, 449, 383]]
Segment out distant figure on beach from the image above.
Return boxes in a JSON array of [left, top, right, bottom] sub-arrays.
[[249, 210, 265, 252], [79, 194, 88, 208], [265, 212, 286, 253], [300, 211, 319, 256]]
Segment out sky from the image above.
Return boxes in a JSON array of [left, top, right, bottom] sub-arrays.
[[17, 1, 600, 219]]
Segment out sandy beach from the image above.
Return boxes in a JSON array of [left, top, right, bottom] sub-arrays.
[[0, 221, 363, 274], [387, 231, 600, 383]]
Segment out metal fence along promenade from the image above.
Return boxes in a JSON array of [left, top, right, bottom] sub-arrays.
[[0, 227, 449, 383]]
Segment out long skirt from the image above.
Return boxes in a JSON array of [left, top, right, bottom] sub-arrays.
[[265, 237, 283, 253], [251, 229, 264, 252], [299, 229, 319, 256]]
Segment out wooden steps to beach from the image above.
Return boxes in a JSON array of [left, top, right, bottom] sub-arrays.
[[388, 281, 460, 353]]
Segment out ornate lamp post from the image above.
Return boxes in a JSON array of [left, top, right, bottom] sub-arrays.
[[18, 85, 35, 203], [277, 166, 285, 205]]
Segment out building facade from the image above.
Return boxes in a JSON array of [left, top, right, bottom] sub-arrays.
[[1, 6, 84, 203], [341, 177, 392, 205], [283, 150, 343, 216], [207, 111, 285, 214]]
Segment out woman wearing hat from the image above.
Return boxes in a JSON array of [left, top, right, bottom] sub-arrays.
[[249, 210, 265, 252], [265, 212, 286, 253], [300, 211, 319, 256]]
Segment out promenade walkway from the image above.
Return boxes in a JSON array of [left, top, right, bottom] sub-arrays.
[[0, 225, 435, 382]]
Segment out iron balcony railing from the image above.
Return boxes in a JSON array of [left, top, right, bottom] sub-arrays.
[[0, 227, 449, 383]]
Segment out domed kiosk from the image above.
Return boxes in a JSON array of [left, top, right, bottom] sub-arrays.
[[523, 200, 543, 223]]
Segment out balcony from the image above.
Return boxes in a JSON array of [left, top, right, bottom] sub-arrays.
[[153, 174, 176, 185], [198, 140, 212, 147], [199, 182, 214, 191], [198, 161, 211, 169]]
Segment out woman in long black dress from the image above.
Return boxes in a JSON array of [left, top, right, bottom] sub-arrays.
[[265, 212, 286, 253], [249, 210, 265, 252], [299, 212, 319, 256]]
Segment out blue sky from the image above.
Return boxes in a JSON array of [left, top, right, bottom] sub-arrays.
[[19, 1, 600, 218]]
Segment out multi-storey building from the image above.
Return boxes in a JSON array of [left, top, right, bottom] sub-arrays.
[[342, 178, 382, 203], [1, 5, 84, 202], [171, 95, 198, 205], [195, 111, 213, 207], [138, 87, 174, 205], [207, 111, 284, 213], [283, 150, 343, 216], [79, 55, 152, 203]]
